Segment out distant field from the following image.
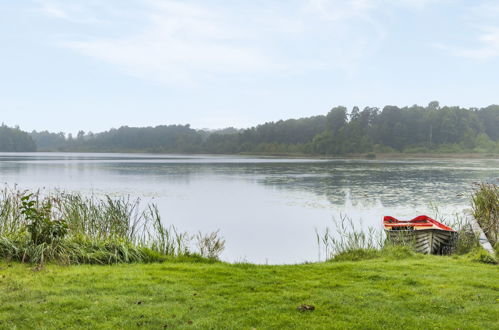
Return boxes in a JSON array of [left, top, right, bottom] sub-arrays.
[[1, 256, 497, 329]]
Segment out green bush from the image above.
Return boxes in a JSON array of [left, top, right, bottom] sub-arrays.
[[21, 194, 68, 245]]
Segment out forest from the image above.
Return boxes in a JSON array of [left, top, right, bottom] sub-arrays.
[[0, 124, 36, 152], [6, 102, 499, 155]]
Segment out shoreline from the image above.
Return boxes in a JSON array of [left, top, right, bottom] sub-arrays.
[[7, 150, 499, 160]]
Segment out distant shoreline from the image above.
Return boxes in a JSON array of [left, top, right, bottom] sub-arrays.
[[9, 150, 499, 160], [239, 151, 499, 159]]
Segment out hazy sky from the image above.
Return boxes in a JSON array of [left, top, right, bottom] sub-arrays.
[[1, 0, 498, 133]]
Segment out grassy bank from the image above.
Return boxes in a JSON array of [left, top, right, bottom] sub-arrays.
[[0, 188, 224, 264], [1, 255, 498, 329], [1, 185, 498, 328]]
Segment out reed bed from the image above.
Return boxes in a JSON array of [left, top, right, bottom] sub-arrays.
[[315, 215, 389, 262], [472, 182, 499, 246], [0, 187, 224, 264], [316, 203, 490, 262]]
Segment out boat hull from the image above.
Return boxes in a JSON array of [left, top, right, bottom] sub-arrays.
[[386, 229, 458, 255]]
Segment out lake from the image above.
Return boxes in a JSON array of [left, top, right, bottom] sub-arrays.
[[1, 152, 498, 264]]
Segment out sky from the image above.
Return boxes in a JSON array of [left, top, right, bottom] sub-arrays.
[[1, 0, 499, 134]]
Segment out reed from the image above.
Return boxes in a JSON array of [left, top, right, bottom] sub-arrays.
[[196, 230, 226, 260], [427, 204, 480, 255], [316, 214, 386, 261], [316, 207, 482, 261], [471, 182, 499, 246], [0, 187, 225, 264]]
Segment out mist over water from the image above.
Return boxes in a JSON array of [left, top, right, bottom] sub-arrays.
[[1, 152, 497, 264]]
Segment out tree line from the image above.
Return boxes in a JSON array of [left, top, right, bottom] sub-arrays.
[[0, 124, 36, 152], [9, 102, 499, 155]]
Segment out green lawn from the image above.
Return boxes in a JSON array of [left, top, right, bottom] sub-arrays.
[[0, 256, 498, 329]]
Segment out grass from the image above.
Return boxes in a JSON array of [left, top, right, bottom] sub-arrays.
[[316, 199, 499, 263], [472, 183, 499, 247], [1, 185, 498, 328], [0, 187, 224, 264], [0, 255, 498, 329], [316, 215, 385, 261]]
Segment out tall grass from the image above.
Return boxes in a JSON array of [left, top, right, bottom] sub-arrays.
[[0, 187, 225, 264], [316, 204, 486, 262], [472, 183, 499, 246], [428, 204, 479, 255], [316, 215, 387, 262]]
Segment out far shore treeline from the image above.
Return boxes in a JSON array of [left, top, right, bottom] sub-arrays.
[[0, 124, 36, 152], [3, 102, 499, 155]]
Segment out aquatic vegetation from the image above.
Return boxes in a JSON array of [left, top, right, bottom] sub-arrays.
[[0, 187, 225, 264], [429, 207, 479, 255], [316, 215, 386, 261], [450, 219, 480, 255], [317, 196, 495, 262], [472, 182, 499, 245], [21, 194, 68, 245], [196, 230, 226, 260]]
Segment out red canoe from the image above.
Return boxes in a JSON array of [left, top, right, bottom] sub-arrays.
[[383, 215, 457, 255]]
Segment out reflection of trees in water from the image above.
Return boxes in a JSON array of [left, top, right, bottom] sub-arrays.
[[60, 160, 497, 207], [0, 162, 28, 174], [259, 163, 494, 207]]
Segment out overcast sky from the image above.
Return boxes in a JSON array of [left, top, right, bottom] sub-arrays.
[[1, 0, 498, 133]]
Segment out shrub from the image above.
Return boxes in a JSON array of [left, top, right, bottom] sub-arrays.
[[21, 194, 68, 245]]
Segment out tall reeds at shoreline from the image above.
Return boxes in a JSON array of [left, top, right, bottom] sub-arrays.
[[315, 215, 419, 262], [315, 215, 385, 261], [0, 187, 225, 264], [316, 185, 499, 262], [472, 183, 499, 246]]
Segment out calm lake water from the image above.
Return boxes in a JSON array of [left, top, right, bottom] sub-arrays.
[[1, 152, 498, 264]]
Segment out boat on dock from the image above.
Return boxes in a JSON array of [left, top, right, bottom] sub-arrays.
[[383, 215, 458, 255]]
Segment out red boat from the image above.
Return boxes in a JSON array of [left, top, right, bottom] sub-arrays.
[[383, 215, 457, 254]]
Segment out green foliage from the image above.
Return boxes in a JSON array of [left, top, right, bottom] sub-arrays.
[[467, 247, 498, 264], [380, 245, 418, 259], [330, 248, 381, 261], [20, 194, 67, 245], [454, 227, 479, 255], [196, 230, 226, 259], [403, 145, 430, 153], [316, 215, 385, 261], [1, 257, 498, 329], [28, 130, 66, 151], [373, 144, 398, 153], [331, 245, 416, 262], [0, 124, 36, 151], [26, 102, 499, 156], [472, 183, 499, 245], [0, 189, 225, 264], [318, 204, 486, 261]]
